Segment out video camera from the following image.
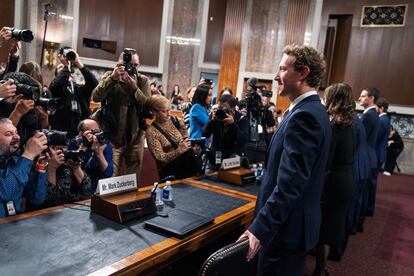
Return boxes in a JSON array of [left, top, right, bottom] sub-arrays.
[[11, 28, 34, 43], [123, 48, 137, 76], [34, 97, 64, 112], [58, 47, 76, 62], [62, 149, 85, 163]]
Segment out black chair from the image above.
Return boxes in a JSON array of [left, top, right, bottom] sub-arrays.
[[198, 238, 257, 276]]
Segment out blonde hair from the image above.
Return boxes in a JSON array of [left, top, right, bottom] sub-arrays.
[[148, 95, 170, 111]]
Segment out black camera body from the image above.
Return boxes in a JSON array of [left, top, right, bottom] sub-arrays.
[[15, 82, 40, 99], [190, 137, 206, 148], [261, 90, 273, 98], [34, 97, 64, 111], [63, 149, 85, 163], [58, 47, 76, 61], [11, 28, 34, 43], [82, 130, 109, 148], [41, 129, 68, 146], [215, 108, 229, 121], [123, 48, 137, 76]]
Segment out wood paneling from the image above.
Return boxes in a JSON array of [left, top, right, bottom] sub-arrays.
[[284, 0, 310, 45], [77, 0, 163, 66], [218, 0, 247, 93], [204, 0, 227, 63], [0, 0, 15, 63], [319, 0, 414, 106]]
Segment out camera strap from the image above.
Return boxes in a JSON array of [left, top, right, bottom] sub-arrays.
[[152, 120, 179, 149]]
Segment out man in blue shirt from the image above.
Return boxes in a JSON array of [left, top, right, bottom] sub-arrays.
[[68, 119, 113, 193], [0, 118, 48, 217]]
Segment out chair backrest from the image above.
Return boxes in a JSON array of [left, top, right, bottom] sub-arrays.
[[198, 238, 256, 276]]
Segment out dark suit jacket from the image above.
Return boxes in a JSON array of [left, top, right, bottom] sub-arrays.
[[376, 114, 391, 165], [360, 108, 380, 169], [353, 115, 370, 182], [249, 94, 331, 251]]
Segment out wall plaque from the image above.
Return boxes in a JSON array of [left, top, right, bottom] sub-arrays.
[[361, 4, 408, 27]]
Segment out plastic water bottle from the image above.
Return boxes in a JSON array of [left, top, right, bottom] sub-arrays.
[[162, 181, 173, 202], [252, 164, 258, 177], [257, 163, 263, 179], [152, 182, 163, 206]]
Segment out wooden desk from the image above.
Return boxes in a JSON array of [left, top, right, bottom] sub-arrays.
[[0, 179, 256, 276]]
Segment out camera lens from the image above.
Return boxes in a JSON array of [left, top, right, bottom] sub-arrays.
[[15, 83, 39, 99], [11, 28, 34, 43], [43, 130, 68, 146], [64, 49, 76, 61]]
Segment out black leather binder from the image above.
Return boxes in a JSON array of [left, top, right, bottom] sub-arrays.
[[144, 209, 214, 238]]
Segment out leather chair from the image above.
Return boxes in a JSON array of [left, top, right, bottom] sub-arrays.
[[198, 238, 257, 276]]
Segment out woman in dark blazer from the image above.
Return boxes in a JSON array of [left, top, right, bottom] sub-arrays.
[[313, 83, 356, 276]]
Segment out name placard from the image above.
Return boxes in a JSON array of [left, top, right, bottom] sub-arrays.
[[97, 173, 137, 195], [221, 156, 241, 170]]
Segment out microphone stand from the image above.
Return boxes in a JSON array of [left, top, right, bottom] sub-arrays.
[[40, 4, 56, 66]]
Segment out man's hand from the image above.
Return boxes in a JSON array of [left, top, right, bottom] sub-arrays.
[[0, 79, 17, 99], [57, 53, 70, 67], [22, 132, 48, 160], [111, 63, 125, 81], [0, 26, 12, 46], [91, 135, 106, 154], [237, 230, 261, 262], [72, 50, 84, 69], [122, 73, 138, 91], [14, 99, 35, 116], [35, 106, 50, 129], [223, 113, 234, 125]]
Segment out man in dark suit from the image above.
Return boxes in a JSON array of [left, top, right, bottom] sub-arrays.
[[358, 87, 381, 218], [238, 45, 331, 276], [376, 98, 391, 171]]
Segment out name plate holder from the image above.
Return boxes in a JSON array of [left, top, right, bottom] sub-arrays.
[[91, 174, 156, 223], [217, 157, 256, 186]]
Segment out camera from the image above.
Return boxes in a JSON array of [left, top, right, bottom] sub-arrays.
[[215, 108, 229, 121], [15, 81, 40, 99], [190, 137, 206, 148], [62, 149, 85, 163], [41, 129, 68, 146], [58, 47, 76, 61], [123, 48, 137, 76], [34, 97, 64, 111], [81, 130, 109, 148], [204, 78, 212, 85], [261, 90, 273, 98], [11, 28, 34, 43]]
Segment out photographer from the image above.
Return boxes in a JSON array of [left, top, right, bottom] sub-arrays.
[[1, 72, 50, 145], [49, 47, 98, 138], [0, 118, 48, 217], [146, 96, 202, 180], [92, 48, 151, 179], [67, 119, 113, 193], [0, 27, 20, 80], [203, 94, 249, 169], [242, 82, 276, 163]]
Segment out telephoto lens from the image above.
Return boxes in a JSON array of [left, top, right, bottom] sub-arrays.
[[42, 130, 68, 146], [15, 82, 40, 99], [11, 28, 34, 43], [34, 98, 64, 111]]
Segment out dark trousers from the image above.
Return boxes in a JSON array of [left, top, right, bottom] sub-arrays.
[[367, 168, 378, 215], [384, 148, 403, 173], [257, 246, 306, 276]]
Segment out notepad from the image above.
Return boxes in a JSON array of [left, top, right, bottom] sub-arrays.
[[144, 209, 214, 238]]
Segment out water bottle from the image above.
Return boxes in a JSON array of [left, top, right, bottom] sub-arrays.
[[162, 180, 173, 202], [257, 163, 263, 179], [252, 163, 258, 177], [152, 182, 163, 206]]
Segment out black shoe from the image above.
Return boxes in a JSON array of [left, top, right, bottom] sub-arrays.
[[357, 224, 364, 233]]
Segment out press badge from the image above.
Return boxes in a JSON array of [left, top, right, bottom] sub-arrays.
[[6, 201, 16, 216], [257, 124, 263, 134], [215, 150, 222, 166], [71, 100, 79, 112]]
